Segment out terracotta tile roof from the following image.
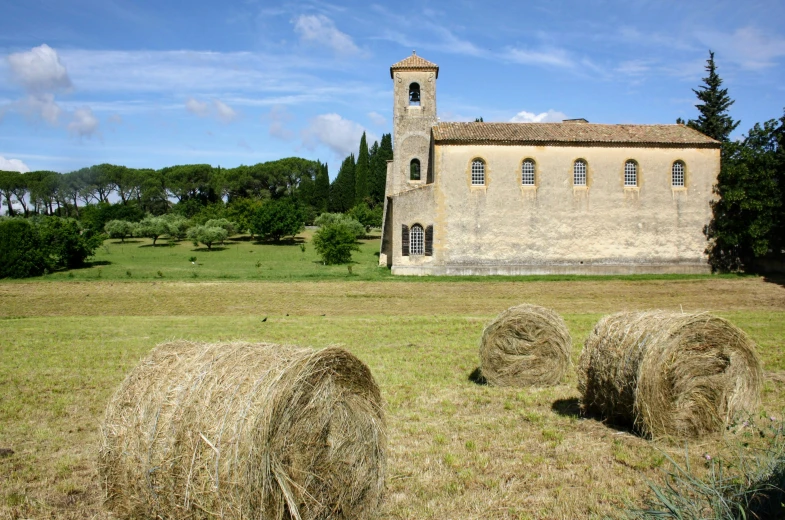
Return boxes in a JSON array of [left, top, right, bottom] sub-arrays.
[[390, 51, 439, 78], [432, 122, 720, 148]]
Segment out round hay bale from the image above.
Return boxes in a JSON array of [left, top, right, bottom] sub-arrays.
[[99, 341, 386, 520], [479, 304, 572, 387], [578, 311, 763, 438]]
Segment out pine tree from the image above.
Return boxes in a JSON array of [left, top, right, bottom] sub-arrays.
[[687, 51, 739, 142], [314, 161, 330, 213], [370, 133, 393, 203], [355, 132, 370, 205]]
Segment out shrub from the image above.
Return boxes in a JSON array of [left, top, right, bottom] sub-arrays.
[[161, 214, 191, 240], [0, 219, 47, 278], [135, 216, 170, 245], [314, 213, 365, 238], [251, 198, 305, 242], [312, 222, 360, 265], [347, 203, 383, 232], [187, 225, 227, 251], [204, 218, 237, 238], [104, 220, 134, 242], [36, 216, 102, 269]]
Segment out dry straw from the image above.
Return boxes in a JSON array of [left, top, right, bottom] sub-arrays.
[[99, 341, 386, 520], [479, 304, 572, 387], [578, 311, 763, 438]]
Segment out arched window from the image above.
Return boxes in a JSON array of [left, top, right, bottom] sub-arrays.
[[409, 83, 421, 106], [410, 159, 421, 181], [573, 160, 587, 186], [672, 161, 685, 187], [410, 224, 424, 255], [521, 159, 535, 186], [471, 159, 485, 185], [624, 160, 638, 186]]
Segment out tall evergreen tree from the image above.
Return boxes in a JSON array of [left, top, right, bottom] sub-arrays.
[[687, 51, 740, 142], [369, 133, 393, 204], [329, 154, 355, 212], [314, 161, 330, 213], [355, 132, 370, 205]]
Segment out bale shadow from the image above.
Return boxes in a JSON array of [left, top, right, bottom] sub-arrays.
[[551, 397, 638, 435], [551, 397, 581, 418], [468, 367, 488, 385]]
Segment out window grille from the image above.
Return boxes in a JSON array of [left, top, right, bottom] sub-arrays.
[[573, 160, 587, 186], [672, 161, 685, 187], [624, 161, 638, 186], [522, 160, 535, 185], [471, 160, 485, 185], [410, 159, 421, 181], [410, 224, 425, 255]]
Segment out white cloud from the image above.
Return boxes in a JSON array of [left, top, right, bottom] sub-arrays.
[[68, 106, 100, 138], [0, 156, 30, 173], [265, 105, 294, 140], [368, 111, 386, 126], [302, 113, 376, 157], [18, 93, 63, 124], [504, 47, 574, 68], [213, 99, 237, 123], [293, 14, 360, 55], [7, 44, 72, 93], [510, 109, 568, 123], [185, 97, 238, 123], [696, 26, 785, 70]]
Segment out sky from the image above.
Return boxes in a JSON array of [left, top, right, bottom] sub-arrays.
[[1, 0, 784, 178]]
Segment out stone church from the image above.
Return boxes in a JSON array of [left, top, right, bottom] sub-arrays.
[[379, 52, 721, 275]]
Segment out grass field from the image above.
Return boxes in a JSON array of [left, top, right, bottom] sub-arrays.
[[2, 235, 785, 519]]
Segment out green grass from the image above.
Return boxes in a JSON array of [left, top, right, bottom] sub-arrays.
[[1, 229, 758, 283]]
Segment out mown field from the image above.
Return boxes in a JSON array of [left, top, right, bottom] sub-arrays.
[[1, 235, 785, 519]]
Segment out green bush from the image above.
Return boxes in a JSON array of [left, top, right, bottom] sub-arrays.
[[251, 198, 305, 242], [135, 216, 171, 245], [161, 214, 191, 240], [36, 217, 101, 269], [187, 225, 227, 251], [204, 218, 237, 238], [347, 203, 383, 232], [79, 201, 145, 233], [0, 219, 47, 278], [312, 222, 360, 265], [314, 212, 365, 238]]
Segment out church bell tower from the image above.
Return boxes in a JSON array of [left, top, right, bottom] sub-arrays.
[[389, 51, 439, 195]]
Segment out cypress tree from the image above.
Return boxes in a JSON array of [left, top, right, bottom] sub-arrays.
[[355, 132, 370, 205], [370, 133, 393, 203], [687, 51, 740, 142], [329, 154, 355, 212], [314, 161, 330, 213]]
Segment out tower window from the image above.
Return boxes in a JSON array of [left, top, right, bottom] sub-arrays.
[[410, 159, 421, 181], [573, 160, 587, 186], [522, 159, 535, 186], [672, 161, 685, 187], [410, 224, 425, 255], [471, 159, 485, 185], [409, 83, 421, 106], [625, 160, 638, 187]]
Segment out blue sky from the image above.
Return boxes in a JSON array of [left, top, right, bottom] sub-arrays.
[[1, 0, 784, 177]]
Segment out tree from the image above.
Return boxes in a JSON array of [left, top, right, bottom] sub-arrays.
[[187, 225, 227, 251], [36, 216, 101, 269], [135, 216, 171, 245], [161, 214, 191, 240], [705, 117, 784, 271], [312, 222, 360, 265], [355, 132, 370, 204], [369, 133, 393, 204], [104, 219, 134, 242], [0, 171, 21, 216], [225, 197, 263, 236], [313, 212, 365, 238], [687, 51, 740, 142], [329, 155, 355, 212], [348, 203, 383, 232], [0, 219, 47, 278], [314, 162, 330, 213], [204, 218, 237, 239], [251, 198, 305, 242]]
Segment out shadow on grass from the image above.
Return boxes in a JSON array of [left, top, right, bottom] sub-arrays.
[[253, 237, 306, 246], [551, 397, 581, 418], [468, 367, 487, 385], [110, 239, 143, 244], [552, 397, 641, 435], [190, 247, 228, 252], [763, 274, 785, 289]]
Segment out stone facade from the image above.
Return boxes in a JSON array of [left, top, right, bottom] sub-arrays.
[[380, 53, 721, 276]]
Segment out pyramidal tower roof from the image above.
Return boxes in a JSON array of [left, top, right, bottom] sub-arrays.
[[390, 51, 439, 78]]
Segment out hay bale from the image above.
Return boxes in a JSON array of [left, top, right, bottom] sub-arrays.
[[578, 311, 763, 438], [99, 341, 386, 520], [479, 304, 572, 387]]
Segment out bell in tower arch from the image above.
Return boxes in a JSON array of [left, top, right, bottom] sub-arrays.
[[409, 83, 421, 106]]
